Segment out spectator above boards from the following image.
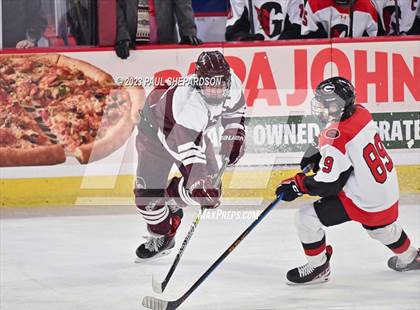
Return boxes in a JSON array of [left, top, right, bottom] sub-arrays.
[[115, 0, 202, 59], [1, 0, 48, 48], [300, 0, 379, 38], [1, 0, 97, 49], [224, 0, 419, 41], [225, 0, 304, 41]]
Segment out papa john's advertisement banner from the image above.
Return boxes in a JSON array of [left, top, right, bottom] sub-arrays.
[[0, 37, 419, 179]]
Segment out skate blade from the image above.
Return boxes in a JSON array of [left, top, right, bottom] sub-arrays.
[[134, 249, 172, 263], [390, 266, 420, 272], [286, 270, 331, 286], [286, 276, 330, 286]]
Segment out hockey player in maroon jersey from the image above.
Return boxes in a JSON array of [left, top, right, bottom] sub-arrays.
[[276, 77, 419, 285], [133, 51, 246, 261], [301, 0, 378, 38], [225, 0, 304, 41]]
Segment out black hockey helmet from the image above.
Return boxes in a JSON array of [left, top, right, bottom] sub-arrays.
[[195, 51, 231, 105], [311, 76, 356, 124]]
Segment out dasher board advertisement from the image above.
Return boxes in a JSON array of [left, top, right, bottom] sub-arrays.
[[1, 37, 419, 179]]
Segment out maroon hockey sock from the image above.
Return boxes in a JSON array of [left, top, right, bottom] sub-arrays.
[[148, 216, 171, 235]]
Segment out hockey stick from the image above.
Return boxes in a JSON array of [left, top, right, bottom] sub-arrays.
[[248, 0, 255, 35], [394, 0, 400, 35], [349, 2, 354, 38], [143, 192, 285, 310], [152, 157, 230, 294], [143, 166, 311, 310]]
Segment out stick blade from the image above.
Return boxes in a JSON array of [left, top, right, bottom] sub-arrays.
[[142, 296, 169, 310], [142, 296, 178, 310], [151, 275, 164, 294]]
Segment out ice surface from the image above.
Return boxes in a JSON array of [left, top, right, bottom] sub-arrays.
[[1, 203, 419, 310]]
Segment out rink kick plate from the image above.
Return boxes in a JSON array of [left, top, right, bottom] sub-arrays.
[[1, 166, 419, 207]]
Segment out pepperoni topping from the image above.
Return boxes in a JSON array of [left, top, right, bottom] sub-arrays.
[[0, 128, 17, 146]]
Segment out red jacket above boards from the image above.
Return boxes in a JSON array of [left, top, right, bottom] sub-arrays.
[[372, 0, 420, 35], [301, 0, 378, 38], [226, 0, 304, 41]]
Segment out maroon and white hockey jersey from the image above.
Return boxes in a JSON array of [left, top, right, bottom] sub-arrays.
[[301, 0, 378, 37], [146, 72, 246, 185], [305, 105, 399, 226], [372, 0, 419, 34], [226, 0, 303, 40]]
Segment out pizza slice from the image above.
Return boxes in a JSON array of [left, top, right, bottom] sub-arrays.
[[38, 88, 134, 164], [0, 53, 145, 167], [0, 95, 65, 167]]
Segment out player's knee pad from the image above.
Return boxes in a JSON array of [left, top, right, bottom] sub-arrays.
[[295, 204, 322, 233], [365, 222, 402, 245]]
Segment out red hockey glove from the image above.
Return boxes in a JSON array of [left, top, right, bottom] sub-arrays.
[[275, 173, 307, 201], [189, 177, 221, 209], [220, 128, 245, 165]]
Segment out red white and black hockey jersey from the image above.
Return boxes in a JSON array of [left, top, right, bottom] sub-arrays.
[[372, 0, 419, 34], [146, 72, 246, 185], [304, 105, 399, 226], [301, 0, 378, 37], [226, 0, 303, 40]]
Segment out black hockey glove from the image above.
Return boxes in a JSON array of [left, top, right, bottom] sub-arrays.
[[300, 138, 321, 173], [180, 35, 202, 45], [115, 40, 131, 59], [276, 173, 307, 202]]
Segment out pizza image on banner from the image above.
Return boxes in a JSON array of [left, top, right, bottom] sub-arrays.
[[0, 54, 144, 167]]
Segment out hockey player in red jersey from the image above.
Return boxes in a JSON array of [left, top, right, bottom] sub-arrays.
[[276, 77, 419, 285], [133, 51, 246, 261], [226, 0, 304, 41], [372, 0, 420, 35], [301, 0, 378, 38]]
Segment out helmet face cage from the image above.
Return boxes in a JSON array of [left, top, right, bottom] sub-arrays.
[[311, 97, 330, 124], [311, 96, 346, 125], [334, 0, 353, 6], [200, 79, 231, 106], [195, 51, 231, 106], [312, 77, 355, 125]]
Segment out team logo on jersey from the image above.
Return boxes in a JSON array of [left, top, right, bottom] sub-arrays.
[[331, 24, 349, 38], [324, 128, 341, 139], [255, 2, 283, 38], [135, 177, 147, 189]]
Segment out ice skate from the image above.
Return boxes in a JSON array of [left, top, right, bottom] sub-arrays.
[[388, 248, 420, 272], [135, 232, 175, 262], [135, 204, 183, 262], [287, 245, 333, 285]]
